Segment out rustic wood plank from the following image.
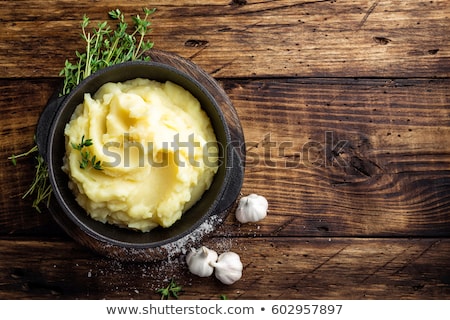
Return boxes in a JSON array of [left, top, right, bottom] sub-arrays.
[[0, 237, 449, 299], [0, 79, 61, 235], [0, 0, 449, 78], [225, 77, 450, 237], [1, 78, 449, 237], [1, 0, 448, 303]]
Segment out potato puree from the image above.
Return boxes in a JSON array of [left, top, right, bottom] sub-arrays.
[[63, 78, 219, 232]]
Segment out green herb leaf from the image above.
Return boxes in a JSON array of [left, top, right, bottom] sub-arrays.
[[60, 8, 155, 95], [156, 279, 182, 300], [84, 138, 93, 147], [8, 144, 52, 212], [108, 9, 124, 21], [8, 145, 38, 163], [72, 135, 103, 171], [10, 155, 17, 166]]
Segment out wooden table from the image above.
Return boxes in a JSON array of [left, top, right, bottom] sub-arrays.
[[1, 0, 449, 299]]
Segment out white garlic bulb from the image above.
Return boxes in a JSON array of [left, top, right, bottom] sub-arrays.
[[235, 193, 268, 223], [211, 251, 243, 285], [186, 246, 218, 277]]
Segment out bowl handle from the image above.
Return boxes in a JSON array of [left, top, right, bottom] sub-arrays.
[[36, 92, 66, 161]]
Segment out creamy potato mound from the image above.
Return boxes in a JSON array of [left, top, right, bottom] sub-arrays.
[[63, 78, 218, 232]]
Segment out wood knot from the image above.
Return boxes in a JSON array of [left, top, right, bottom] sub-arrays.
[[317, 226, 330, 232], [230, 0, 247, 5], [428, 49, 439, 55], [373, 36, 391, 45], [184, 39, 209, 48]]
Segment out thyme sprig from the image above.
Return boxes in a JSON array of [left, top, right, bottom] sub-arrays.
[[60, 7, 155, 95], [9, 145, 52, 213], [156, 279, 182, 300], [71, 135, 102, 170], [10, 8, 156, 212], [8, 144, 38, 166]]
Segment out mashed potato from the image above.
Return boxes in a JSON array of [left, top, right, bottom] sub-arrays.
[[63, 78, 218, 232]]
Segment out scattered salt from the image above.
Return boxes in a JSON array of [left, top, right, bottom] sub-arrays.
[[159, 215, 221, 260], [79, 212, 244, 296]]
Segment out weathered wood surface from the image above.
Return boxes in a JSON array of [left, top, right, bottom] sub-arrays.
[[0, 0, 449, 299], [1, 0, 449, 78], [2, 78, 449, 237], [1, 238, 449, 299]]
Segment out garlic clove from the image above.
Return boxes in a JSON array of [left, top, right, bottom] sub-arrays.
[[186, 246, 218, 277], [235, 193, 268, 223], [211, 251, 243, 285]]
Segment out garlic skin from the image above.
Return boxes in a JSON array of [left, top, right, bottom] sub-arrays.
[[235, 193, 268, 223], [186, 246, 218, 277], [211, 251, 243, 285]]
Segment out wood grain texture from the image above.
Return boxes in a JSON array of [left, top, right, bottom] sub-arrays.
[[0, 0, 449, 78], [0, 237, 449, 299], [225, 78, 450, 237], [0, 79, 60, 235], [2, 78, 449, 237], [0, 0, 449, 300]]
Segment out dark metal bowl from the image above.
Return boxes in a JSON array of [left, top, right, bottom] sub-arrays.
[[36, 54, 245, 261]]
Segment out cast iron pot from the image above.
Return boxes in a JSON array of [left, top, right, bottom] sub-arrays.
[[36, 52, 245, 261]]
